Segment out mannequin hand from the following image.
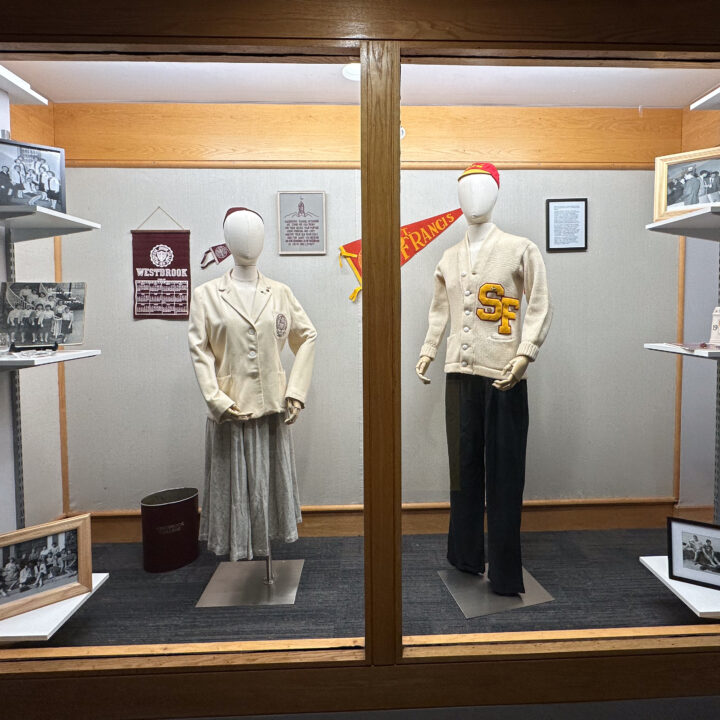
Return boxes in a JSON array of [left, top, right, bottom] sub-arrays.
[[416, 356, 432, 384], [285, 398, 303, 425], [492, 355, 530, 391], [222, 404, 252, 422]]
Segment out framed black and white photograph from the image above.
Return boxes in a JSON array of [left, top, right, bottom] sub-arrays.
[[277, 191, 326, 255], [654, 146, 720, 222], [546, 198, 587, 252], [0, 138, 66, 214], [0, 514, 92, 621], [668, 517, 720, 591], [0, 282, 86, 347]]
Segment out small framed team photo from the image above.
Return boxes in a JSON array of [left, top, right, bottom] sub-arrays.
[[667, 517, 720, 591], [0, 514, 92, 621], [0, 138, 66, 214]]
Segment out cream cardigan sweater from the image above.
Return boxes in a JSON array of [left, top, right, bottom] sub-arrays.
[[420, 225, 552, 380]]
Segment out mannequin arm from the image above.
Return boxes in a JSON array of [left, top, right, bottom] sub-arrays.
[[285, 397, 304, 425], [416, 355, 433, 384], [492, 355, 530, 391]]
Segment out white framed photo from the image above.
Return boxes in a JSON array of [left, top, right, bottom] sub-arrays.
[[277, 191, 326, 255]]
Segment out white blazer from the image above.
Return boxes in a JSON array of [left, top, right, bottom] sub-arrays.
[[188, 269, 317, 421]]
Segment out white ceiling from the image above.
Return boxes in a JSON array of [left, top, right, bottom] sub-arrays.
[[2, 61, 720, 108]]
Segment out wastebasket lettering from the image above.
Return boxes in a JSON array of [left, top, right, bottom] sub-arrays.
[[141, 487, 199, 573]]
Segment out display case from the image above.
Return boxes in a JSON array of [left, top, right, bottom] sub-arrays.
[[2, 5, 720, 717]]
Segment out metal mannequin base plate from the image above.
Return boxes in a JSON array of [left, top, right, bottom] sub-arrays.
[[438, 566, 553, 619], [196, 559, 304, 607]]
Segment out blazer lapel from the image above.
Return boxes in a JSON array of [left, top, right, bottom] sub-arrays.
[[254, 272, 272, 324], [218, 269, 254, 326]]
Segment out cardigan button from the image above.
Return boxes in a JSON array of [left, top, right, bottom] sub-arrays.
[[462, 344, 468, 350], [461, 361, 468, 367], [248, 350, 257, 359], [464, 290, 471, 296], [464, 309, 470, 316], [248, 328, 256, 335], [463, 326, 469, 332]]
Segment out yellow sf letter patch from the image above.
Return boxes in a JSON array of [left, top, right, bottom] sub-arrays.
[[476, 283, 520, 335]]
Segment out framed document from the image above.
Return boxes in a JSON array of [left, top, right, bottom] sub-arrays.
[[277, 191, 327, 255], [546, 198, 587, 253]]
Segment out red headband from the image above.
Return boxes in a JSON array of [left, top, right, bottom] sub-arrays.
[[224, 207, 264, 225], [458, 162, 500, 187]]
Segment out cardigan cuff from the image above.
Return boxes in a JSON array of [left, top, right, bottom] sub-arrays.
[[517, 341, 540, 361], [419, 343, 437, 360]]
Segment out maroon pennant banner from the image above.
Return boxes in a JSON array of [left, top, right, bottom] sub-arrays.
[[132, 230, 191, 320]]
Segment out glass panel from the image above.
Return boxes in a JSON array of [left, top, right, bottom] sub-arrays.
[[6, 59, 364, 648], [400, 62, 720, 638]]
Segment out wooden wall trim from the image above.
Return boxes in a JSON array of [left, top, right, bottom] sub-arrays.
[[43, 104, 682, 169], [85, 497, 681, 543]]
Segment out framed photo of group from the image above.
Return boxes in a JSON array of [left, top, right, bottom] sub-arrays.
[[0, 514, 92, 621], [0, 138, 66, 214], [654, 146, 720, 222]]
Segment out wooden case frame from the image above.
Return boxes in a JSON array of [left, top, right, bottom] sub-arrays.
[[2, 2, 720, 715], [0, 513, 91, 621]]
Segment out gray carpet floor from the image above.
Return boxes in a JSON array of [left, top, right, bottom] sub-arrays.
[[11, 529, 711, 648]]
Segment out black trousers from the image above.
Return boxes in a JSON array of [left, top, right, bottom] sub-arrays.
[[445, 373, 529, 594]]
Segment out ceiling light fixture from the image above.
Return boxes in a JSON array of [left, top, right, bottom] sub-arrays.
[[342, 63, 361, 82]]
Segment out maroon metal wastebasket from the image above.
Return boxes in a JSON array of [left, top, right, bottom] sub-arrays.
[[141, 487, 199, 573]]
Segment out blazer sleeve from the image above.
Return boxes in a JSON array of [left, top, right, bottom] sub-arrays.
[[187, 287, 235, 421], [419, 264, 450, 360], [284, 291, 317, 406], [517, 242, 553, 361]]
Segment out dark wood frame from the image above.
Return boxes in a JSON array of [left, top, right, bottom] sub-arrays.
[[546, 198, 588, 252], [3, 2, 720, 717], [668, 516, 720, 590]]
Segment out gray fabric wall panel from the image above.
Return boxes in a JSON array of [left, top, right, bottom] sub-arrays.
[[402, 170, 677, 502], [34, 168, 677, 512], [14, 236, 65, 526], [680, 238, 719, 507], [61, 169, 363, 511]]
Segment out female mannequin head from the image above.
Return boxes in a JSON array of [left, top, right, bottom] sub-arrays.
[[457, 162, 500, 225], [224, 207, 264, 266]]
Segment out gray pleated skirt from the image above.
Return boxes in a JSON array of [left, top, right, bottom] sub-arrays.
[[200, 413, 302, 561]]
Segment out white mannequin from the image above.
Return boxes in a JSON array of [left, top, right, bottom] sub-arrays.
[[415, 173, 529, 390], [222, 208, 303, 425]]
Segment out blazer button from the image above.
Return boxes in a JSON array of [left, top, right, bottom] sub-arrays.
[[248, 350, 257, 358]]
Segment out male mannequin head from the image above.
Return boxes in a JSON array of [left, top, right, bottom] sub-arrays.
[[457, 162, 500, 226], [224, 207, 264, 266]]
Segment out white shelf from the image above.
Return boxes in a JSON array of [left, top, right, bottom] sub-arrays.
[[0, 573, 109, 644], [690, 85, 720, 112], [640, 556, 720, 619], [0, 349, 101, 370], [0, 206, 101, 243], [0, 65, 47, 106], [645, 206, 720, 242], [644, 342, 720, 359]]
